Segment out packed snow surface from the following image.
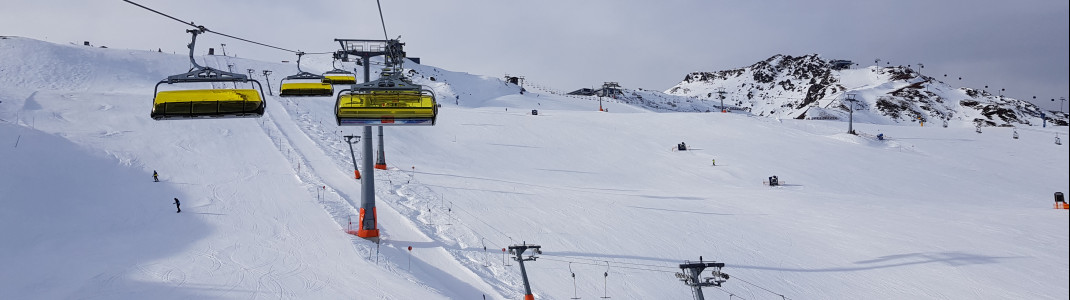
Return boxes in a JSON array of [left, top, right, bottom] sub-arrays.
[[1, 37, 1068, 299]]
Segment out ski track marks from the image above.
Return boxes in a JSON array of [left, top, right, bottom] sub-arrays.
[[260, 95, 514, 298]]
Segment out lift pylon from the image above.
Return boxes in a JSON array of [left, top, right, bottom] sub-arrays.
[[675, 257, 729, 300], [509, 243, 542, 300]]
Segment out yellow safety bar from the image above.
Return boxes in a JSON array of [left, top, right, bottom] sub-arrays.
[[152, 89, 264, 119], [323, 75, 357, 85]]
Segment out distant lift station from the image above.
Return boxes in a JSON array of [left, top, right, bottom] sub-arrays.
[[151, 28, 265, 120]]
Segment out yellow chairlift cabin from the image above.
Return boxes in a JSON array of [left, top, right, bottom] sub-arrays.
[[335, 69, 437, 126], [323, 58, 357, 85], [152, 28, 265, 120], [279, 52, 334, 97]]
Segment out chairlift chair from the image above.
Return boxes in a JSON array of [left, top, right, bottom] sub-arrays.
[[323, 69, 357, 85], [335, 69, 438, 126], [279, 52, 333, 97], [323, 59, 357, 85], [152, 29, 265, 120]]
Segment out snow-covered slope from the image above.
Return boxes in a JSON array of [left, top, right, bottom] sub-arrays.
[[665, 54, 1069, 127], [2, 36, 1068, 300]]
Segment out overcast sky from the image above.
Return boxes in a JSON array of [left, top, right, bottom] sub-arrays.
[[3, 0, 1067, 110]]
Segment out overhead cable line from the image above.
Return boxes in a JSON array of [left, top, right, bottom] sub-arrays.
[[539, 257, 676, 274], [732, 276, 792, 299], [122, 0, 331, 55], [714, 286, 749, 300], [541, 253, 678, 270], [375, 0, 390, 40]]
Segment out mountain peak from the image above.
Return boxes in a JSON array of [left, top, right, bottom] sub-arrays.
[[665, 55, 1068, 126]]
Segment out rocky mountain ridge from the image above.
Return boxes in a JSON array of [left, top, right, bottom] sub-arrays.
[[648, 54, 1066, 127]]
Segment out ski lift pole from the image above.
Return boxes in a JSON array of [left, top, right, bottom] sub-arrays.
[[344, 135, 361, 179], [227, 63, 236, 88], [845, 94, 858, 134], [482, 238, 489, 267], [676, 257, 729, 300], [569, 262, 580, 299], [262, 70, 273, 96], [375, 126, 387, 169], [509, 242, 542, 300], [601, 261, 611, 299], [357, 124, 379, 239]]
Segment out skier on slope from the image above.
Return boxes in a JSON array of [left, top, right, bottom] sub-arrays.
[[173, 198, 181, 213], [153, 170, 159, 182]]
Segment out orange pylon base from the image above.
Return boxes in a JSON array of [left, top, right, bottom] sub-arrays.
[[1055, 202, 1069, 209], [524, 294, 534, 300], [354, 170, 361, 179], [357, 228, 379, 237], [374, 164, 387, 170], [356, 207, 380, 238]]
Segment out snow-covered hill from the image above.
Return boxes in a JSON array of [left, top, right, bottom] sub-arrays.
[[664, 54, 1069, 127], [2, 36, 1068, 300]]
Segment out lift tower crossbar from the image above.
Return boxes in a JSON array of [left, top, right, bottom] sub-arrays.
[[676, 258, 729, 300]]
